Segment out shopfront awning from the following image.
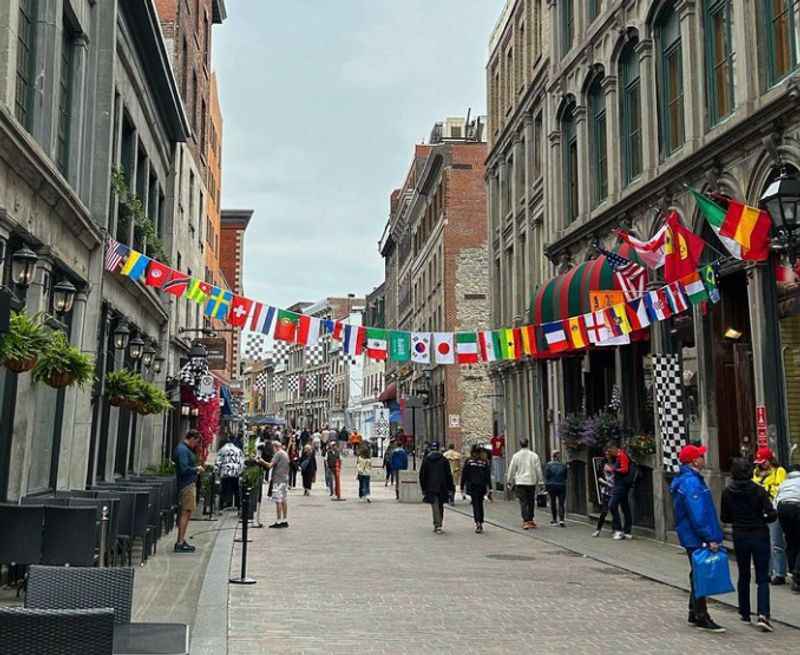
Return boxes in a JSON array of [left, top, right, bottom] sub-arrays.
[[377, 382, 397, 403], [246, 415, 286, 426], [531, 243, 640, 325]]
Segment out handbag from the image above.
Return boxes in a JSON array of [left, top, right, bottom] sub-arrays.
[[300, 458, 311, 473], [691, 547, 735, 598]]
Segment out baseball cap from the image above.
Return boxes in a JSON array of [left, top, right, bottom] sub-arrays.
[[678, 444, 707, 465], [429, 441, 440, 450], [754, 447, 774, 464]]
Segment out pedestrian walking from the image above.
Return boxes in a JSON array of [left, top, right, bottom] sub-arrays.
[[216, 437, 244, 510], [443, 443, 463, 505], [419, 442, 455, 534], [383, 439, 396, 486], [607, 442, 635, 540], [461, 445, 492, 533], [505, 439, 543, 530], [312, 429, 321, 453], [776, 467, 800, 593], [287, 436, 300, 489], [752, 447, 788, 585], [390, 441, 409, 500], [544, 451, 568, 527], [299, 444, 316, 496], [356, 445, 372, 503], [670, 444, 726, 633], [173, 430, 204, 553], [720, 457, 776, 631], [326, 440, 341, 497], [592, 456, 615, 537], [257, 441, 290, 528]]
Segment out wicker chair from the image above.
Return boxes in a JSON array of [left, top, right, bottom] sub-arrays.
[[25, 565, 134, 624], [0, 606, 114, 655]]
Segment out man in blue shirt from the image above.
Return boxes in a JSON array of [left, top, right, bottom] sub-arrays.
[[174, 430, 204, 553], [390, 441, 409, 500]]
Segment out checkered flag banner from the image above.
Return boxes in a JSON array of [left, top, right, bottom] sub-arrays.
[[273, 375, 283, 392], [339, 350, 357, 366], [272, 340, 290, 364], [653, 353, 686, 473], [306, 375, 317, 394], [243, 332, 269, 361], [287, 375, 299, 394], [305, 343, 324, 367], [323, 372, 335, 392], [255, 371, 268, 390]]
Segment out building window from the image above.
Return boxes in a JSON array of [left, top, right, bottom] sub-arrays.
[[181, 37, 189, 100], [503, 160, 512, 216], [15, 0, 36, 130], [705, 0, 735, 125], [515, 141, 525, 202], [620, 41, 642, 184], [657, 5, 685, 157], [589, 77, 607, 205], [505, 47, 513, 110], [56, 23, 74, 175], [532, 112, 542, 181], [763, 0, 797, 86], [200, 100, 206, 154], [533, 0, 542, 62], [562, 0, 574, 57], [589, 0, 600, 22], [203, 15, 210, 66], [562, 103, 579, 223]]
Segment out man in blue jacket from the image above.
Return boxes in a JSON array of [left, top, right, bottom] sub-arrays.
[[390, 441, 409, 500], [670, 444, 725, 633]]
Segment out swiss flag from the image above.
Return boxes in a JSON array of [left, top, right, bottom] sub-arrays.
[[227, 295, 253, 327], [145, 260, 172, 288]]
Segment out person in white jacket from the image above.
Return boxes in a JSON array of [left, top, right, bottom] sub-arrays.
[[505, 439, 544, 529], [776, 469, 800, 592]]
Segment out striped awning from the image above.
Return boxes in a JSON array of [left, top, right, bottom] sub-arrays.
[[531, 243, 640, 325]]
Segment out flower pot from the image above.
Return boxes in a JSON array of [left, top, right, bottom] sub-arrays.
[[109, 396, 126, 407], [4, 356, 37, 373], [47, 371, 75, 388]]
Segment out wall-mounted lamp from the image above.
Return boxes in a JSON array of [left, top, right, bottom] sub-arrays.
[[11, 246, 38, 288], [52, 280, 77, 314], [723, 327, 743, 341]]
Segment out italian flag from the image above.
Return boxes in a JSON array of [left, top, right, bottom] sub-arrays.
[[366, 328, 388, 360], [274, 309, 299, 342], [681, 271, 708, 305], [455, 332, 479, 364], [691, 189, 770, 261]]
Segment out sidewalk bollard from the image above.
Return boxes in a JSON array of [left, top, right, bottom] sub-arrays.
[[99, 505, 109, 568], [230, 486, 256, 585]]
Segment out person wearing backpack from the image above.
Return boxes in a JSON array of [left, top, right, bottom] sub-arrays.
[[607, 442, 635, 540]]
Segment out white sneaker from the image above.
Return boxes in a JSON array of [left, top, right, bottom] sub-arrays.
[[624, 533, 634, 540], [592, 530, 601, 537], [613, 531, 625, 540]]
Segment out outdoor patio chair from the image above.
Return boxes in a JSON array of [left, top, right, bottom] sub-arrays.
[[95, 491, 134, 566], [92, 486, 152, 565], [0, 504, 44, 566], [0, 606, 114, 655], [20, 495, 69, 505], [68, 497, 120, 567], [26, 565, 134, 624], [41, 506, 97, 566]]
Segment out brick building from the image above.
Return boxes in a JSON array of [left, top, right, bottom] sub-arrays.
[[219, 209, 252, 381], [380, 117, 493, 451]]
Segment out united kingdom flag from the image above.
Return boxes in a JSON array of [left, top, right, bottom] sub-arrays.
[[594, 241, 647, 301]]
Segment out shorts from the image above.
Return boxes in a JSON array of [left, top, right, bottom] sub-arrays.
[[179, 484, 197, 513], [271, 482, 288, 503]]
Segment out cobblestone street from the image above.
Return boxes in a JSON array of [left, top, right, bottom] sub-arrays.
[[226, 458, 791, 654]]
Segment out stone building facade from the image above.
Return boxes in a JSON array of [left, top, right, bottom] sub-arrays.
[[487, 0, 800, 538]]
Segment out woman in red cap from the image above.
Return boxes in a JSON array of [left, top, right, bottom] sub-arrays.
[[753, 447, 788, 584]]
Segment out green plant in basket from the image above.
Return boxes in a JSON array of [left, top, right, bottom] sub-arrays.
[[32, 330, 94, 389], [0, 312, 50, 373], [105, 369, 141, 406]]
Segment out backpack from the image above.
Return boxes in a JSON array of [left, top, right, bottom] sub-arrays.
[[622, 457, 640, 486]]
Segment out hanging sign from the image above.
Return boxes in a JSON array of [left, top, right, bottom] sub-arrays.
[[199, 374, 215, 398], [197, 337, 227, 371], [756, 405, 768, 447]]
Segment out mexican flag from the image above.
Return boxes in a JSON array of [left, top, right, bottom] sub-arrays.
[[691, 189, 770, 261], [455, 332, 479, 364], [274, 309, 299, 342], [366, 328, 388, 360], [388, 331, 411, 362]]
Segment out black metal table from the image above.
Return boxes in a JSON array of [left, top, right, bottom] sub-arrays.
[[113, 622, 189, 655]]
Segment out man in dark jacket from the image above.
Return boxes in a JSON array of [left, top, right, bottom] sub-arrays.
[[670, 444, 725, 633], [419, 442, 455, 534], [544, 451, 568, 527], [390, 442, 409, 500], [326, 441, 341, 497], [607, 443, 634, 540]]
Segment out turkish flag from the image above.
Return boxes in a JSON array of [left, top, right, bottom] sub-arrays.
[[145, 260, 171, 288], [227, 295, 253, 327]]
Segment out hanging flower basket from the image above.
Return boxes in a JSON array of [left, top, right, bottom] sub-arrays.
[[0, 312, 49, 374], [109, 396, 126, 407], [47, 371, 76, 388], [4, 356, 38, 373]]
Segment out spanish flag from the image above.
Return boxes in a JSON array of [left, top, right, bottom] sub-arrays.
[[564, 316, 589, 350]]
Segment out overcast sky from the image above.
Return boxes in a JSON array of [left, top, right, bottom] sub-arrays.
[[214, 0, 506, 311]]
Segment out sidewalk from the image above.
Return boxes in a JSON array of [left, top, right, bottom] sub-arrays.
[[448, 494, 800, 629]]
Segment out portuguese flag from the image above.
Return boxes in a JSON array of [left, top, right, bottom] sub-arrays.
[[274, 309, 299, 342], [691, 189, 770, 261]]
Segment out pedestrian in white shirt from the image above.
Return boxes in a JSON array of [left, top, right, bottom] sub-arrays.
[[505, 439, 543, 529]]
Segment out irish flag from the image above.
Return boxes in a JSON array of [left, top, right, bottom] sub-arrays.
[[691, 189, 770, 261], [366, 328, 388, 360], [274, 309, 299, 342], [681, 271, 708, 305], [455, 332, 479, 364]]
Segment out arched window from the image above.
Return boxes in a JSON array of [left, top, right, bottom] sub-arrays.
[[763, 0, 797, 86], [656, 5, 685, 157], [562, 0, 574, 58], [619, 41, 642, 184], [588, 77, 607, 205], [705, 0, 734, 125], [562, 103, 579, 223]]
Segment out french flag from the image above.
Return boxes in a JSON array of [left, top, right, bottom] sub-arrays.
[[324, 319, 344, 340], [542, 321, 569, 353], [342, 325, 365, 356]]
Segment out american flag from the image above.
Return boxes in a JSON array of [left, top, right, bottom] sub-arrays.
[[594, 241, 646, 301], [104, 238, 129, 273]]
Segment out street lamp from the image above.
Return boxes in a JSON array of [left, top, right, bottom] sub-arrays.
[[129, 334, 145, 361], [52, 279, 77, 314], [762, 166, 800, 264], [153, 355, 165, 375], [142, 344, 156, 368], [113, 321, 130, 351], [11, 246, 38, 288]]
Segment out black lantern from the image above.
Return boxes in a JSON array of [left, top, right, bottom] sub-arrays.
[[762, 166, 800, 263], [113, 321, 130, 351], [11, 246, 38, 288], [52, 279, 77, 314], [129, 334, 145, 361], [153, 355, 165, 375], [142, 344, 156, 368]]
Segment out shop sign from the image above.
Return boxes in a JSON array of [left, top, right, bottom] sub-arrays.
[[756, 405, 768, 447], [589, 290, 626, 311], [199, 374, 214, 397], [449, 414, 460, 428], [197, 337, 227, 370]]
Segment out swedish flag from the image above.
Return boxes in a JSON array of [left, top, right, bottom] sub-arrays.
[[205, 287, 232, 320]]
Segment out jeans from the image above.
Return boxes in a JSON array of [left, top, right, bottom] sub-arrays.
[[548, 487, 566, 522], [778, 502, 800, 576], [289, 465, 298, 488], [325, 465, 334, 495], [470, 491, 486, 525], [733, 531, 771, 619], [516, 485, 536, 522], [686, 548, 709, 620], [768, 516, 787, 577], [358, 474, 371, 498], [431, 499, 444, 528], [220, 476, 240, 509], [609, 484, 632, 534]]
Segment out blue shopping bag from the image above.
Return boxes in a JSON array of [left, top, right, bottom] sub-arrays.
[[691, 547, 735, 598]]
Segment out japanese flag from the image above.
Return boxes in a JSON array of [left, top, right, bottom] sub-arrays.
[[432, 333, 455, 365], [411, 332, 431, 364]]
